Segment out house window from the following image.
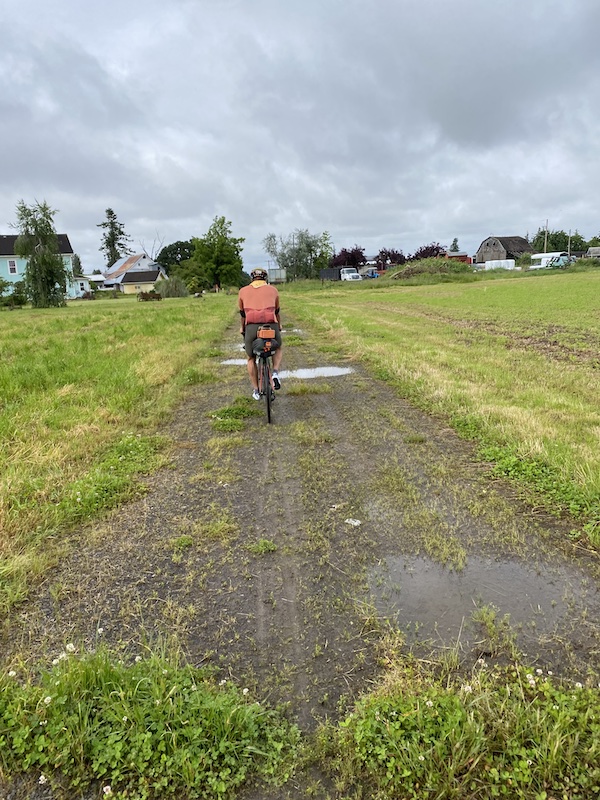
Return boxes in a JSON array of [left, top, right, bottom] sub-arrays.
[[79, 282, 86, 291], [135, 285, 141, 290], [8, 260, 17, 274]]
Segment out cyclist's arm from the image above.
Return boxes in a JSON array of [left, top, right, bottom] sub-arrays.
[[239, 307, 246, 335]]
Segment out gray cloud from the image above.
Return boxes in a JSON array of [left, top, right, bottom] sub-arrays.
[[1, 0, 599, 269]]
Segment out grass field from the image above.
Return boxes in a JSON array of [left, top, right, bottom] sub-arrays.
[[282, 271, 600, 543], [0, 295, 234, 610]]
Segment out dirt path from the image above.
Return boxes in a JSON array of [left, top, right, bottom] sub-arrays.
[[5, 317, 600, 797]]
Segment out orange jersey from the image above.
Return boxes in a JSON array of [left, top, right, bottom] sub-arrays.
[[238, 281, 280, 325]]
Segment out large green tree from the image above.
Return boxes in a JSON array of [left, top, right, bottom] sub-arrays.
[[97, 208, 133, 267], [156, 240, 195, 275], [531, 227, 588, 253], [181, 217, 244, 289], [13, 200, 71, 308], [263, 229, 334, 280]]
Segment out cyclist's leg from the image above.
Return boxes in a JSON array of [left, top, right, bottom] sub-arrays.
[[243, 324, 260, 394]]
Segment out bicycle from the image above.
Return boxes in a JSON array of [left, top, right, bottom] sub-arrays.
[[252, 326, 279, 424]]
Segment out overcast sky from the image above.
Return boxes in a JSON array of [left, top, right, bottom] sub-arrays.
[[1, 0, 599, 270]]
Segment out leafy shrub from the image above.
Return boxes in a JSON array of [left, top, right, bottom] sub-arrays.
[[155, 276, 189, 298], [323, 661, 600, 799], [0, 648, 299, 799], [391, 258, 473, 280]]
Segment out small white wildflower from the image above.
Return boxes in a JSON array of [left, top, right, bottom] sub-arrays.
[[52, 659, 60, 666], [39, 774, 48, 785], [97, 627, 104, 634], [191, 683, 197, 691], [39, 720, 47, 726], [425, 700, 434, 708], [462, 685, 472, 694], [58, 652, 67, 661], [418, 755, 425, 762], [527, 759, 533, 766], [135, 655, 142, 663], [553, 704, 559, 710], [219, 679, 227, 686], [536, 669, 543, 675], [242, 687, 249, 696], [8, 670, 16, 677], [525, 673, 534, 681], [66, 643, 76, 653], [123, 716, 128, 722], [44, 696, 52, 705], [155, 699, 160, 705], [163, 669, 168, 675], [103, 786, 113, 796], [547, 670, 553, 676], [575, 682, 583, 689]]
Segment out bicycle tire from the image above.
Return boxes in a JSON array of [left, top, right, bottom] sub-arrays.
[[263, 358, 273, 424]]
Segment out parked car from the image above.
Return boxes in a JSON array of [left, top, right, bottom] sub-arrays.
[[340, 268, 359, 280], [346, 272, 363, 281]]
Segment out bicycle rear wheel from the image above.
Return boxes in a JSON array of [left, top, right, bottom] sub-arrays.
[[262, 358, 273, 424]]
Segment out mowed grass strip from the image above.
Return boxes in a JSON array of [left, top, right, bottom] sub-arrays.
[[0, 295, 236, 608], [282, 273, 600, 537]]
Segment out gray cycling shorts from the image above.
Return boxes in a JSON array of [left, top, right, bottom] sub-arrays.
[[243, 322, 282, 358]]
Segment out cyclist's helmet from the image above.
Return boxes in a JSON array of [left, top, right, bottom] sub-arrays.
[[250, 268, 268, 282]]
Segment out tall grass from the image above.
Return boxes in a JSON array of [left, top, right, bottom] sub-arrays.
[[281, 272, 600, 540], [0, 295, 236, 609]]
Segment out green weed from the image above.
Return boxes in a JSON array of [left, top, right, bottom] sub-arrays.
[[0, 646, 299, 798]]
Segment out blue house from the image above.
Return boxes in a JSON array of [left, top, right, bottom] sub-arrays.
[[0, 233, 89, 300]]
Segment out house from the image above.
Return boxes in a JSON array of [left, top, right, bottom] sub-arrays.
[[475, 236, 533, 265], [103, 253, 167, 293], [0, 233, 87, 299], [446, 251, 472, 264]]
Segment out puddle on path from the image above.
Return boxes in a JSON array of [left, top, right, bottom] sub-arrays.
[[219, 362, 355, 379], [280, 366, 354, 379], [369, 555, 596, 655]]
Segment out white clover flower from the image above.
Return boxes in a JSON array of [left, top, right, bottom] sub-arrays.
[[525, 674, 534, 681], [425, 700, 434, 707], [52, 659, 60, 666], [123, 716, 128, 722], [553, 704, 559, 710], [44, 696, 52, 705], [162, 670, 168, 675], [97, 627, 104, 634], [418, 755, 425, 762], [575, 682, 583, 689], [103, 786, 113, 796], [135, 656, 142, 663], [547, 671, 553, 676], [536, 669, 543, 675], [242, 688, 249, 696], [39, 774, 48, 785], [219, 679, 227, 686], [462, 684, 473, 693], [8, 670, 16, 677], [191, 684, 197, 691], [66, 643, 76, 653], [527, 759, 533, 766]]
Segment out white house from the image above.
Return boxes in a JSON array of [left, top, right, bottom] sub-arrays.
[[103, 253, 167, 293]]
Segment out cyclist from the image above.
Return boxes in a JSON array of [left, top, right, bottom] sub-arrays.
[[238, 268, 282, 400]]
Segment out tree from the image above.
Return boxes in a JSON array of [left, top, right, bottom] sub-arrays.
[[263, 229, 334, 280], [409, 242, 446, 261], [156, 240, 195, 275], [330, 246, 367, 269], [72, 253, 82, 275], [13, 200, 71, 308], [375, 248, 406, 268], [530, 227, 588, 253], [184, 216, 245, 289], [98, 208, 133, 268], [450, 238, 460, 252]]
